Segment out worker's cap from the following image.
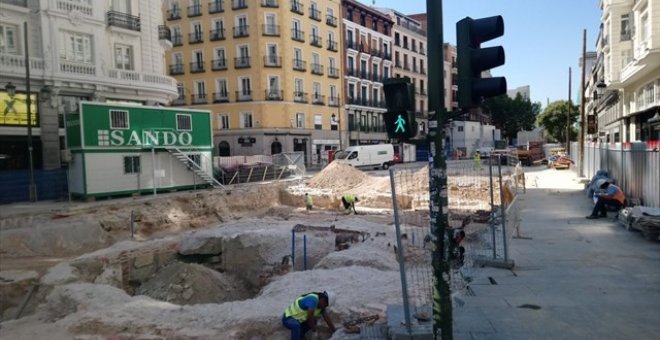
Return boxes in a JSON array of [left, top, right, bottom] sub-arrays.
[[354, 197, 359, 202], [323, 291, 336, 306]]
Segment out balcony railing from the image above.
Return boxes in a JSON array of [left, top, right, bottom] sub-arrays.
[[345, 68, 358, 77], [191, 93, 207, 105], [172, 96, 186, 106], [167, 7, 181, 20], [327, 40, 338, 52], [292, 29, 304, 42], [232, 0, 247, 10], [190, 61, 205, 73], [158, 25, 171, 41], [265, 89, 283, 101], [189, 32, 203, 43], [169, 63, 184, 75], [264, 55, 281, 67], [261, 0, 278, 7], [420, 68, 426, 75], [171, 34, 183, 46], [403, 62, 410, 71], [187, 4, 201, 17], [328, 96, 340, 107], [209, 0, 223, 13], [312, 94, 325, 105], [311, 63, 323, 75], [262, 24, 280, 36], [233, 25, 249, 38], [107, 11, 141, 31], [328, 67, 339, 78], [236, 90, 252, 102], [326, 14, 337, 27], [56, 0, 93, 16], [214, 91, 229, 103], [309, 7, 321, 21], [234, 56, 250, 68], [419, 47, 426, 55], [290, 0, 303, 14], [212, 58, 227, 70], [293, 91, 308, 103], [292, 59, 306, 71], [210, 28, 225, 40], [310, 35, 322, 47]]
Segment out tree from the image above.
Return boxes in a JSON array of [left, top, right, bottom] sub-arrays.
[[482, 94, 540, 141], [536, 100, 579, 143]]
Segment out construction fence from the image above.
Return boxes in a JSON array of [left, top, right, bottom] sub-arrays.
[[388, 155, 522, 332], [570, 141, 660, 208], [214, 152, 306, 185]]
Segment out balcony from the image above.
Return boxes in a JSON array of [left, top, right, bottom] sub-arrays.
[[347, 96, 368, 106], [171, 34, 183, 46], [191, 93, 207, 105], [158, 25, 171, 41], [232, 0, 247, 10], [290, 0, 303, 14], [107, 11, 141, 31], [265, 89, 283, 101], [327, 40, 338, 52], [167, 7, 181, 20], [172, 96, 186, 106], [371, 73, 381, 82], [310, 35, 322, 47], [311, 63, 323, 75], [189, 32, 203, 44], [262, 24, 280, 36], [326, 14, 337, 27], [169, 63, 184, 75], [412, 65, 418, 73], [190, 61, 205, 73], [309, 7, 321, 21], [236, 90, 252, 102], [419, 47, 425, 55], [420, 68, 426, 75], [234, 56, 250, 68], [261, 0, 278, 7], [291, 29, 305, 42], [214, 91, 229, 103], [328, 67, 339, 78], [292, 59, 306, 71], [403, 62, 410, 71], [329, 96, 340, 107], [312, 94, 325, 105], [293, 91, 308, 103], [264, 55, 281, 67], [187, 4, 202, 17], [209, 0, 223, 13], [345, 68, 358, 77], [210, 28, 225, 40], [233, 25, 249, 38], [212, 58, 227, 71]]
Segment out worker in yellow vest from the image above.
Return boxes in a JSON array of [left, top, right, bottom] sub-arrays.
[[341, 194, 359, 215], [282, 291, 337, 340], [586, 181, 625, 219]]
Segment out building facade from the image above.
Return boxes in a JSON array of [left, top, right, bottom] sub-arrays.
[[164, 0, 343, 167], [341, 0, 393, 146], [0, 0, 177, 171], [593, 0, 660, 143]]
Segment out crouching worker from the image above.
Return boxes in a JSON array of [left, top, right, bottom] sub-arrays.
[[586, 181, 625, 219], [282, 291, 337, 340], [341, 194, 359, 215]]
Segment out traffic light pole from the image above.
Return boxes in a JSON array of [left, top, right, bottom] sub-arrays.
[[426, 1, 453, 339]]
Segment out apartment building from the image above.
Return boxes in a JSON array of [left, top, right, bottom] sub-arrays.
[[0, 0, 177, 171], [592, 0, 660, 142], [164, 0, 343, 166], [377, 8, 428, 138], [341, 0, 393, 146]]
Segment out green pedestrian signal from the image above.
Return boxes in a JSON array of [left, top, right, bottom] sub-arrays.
[[395, 114, 406, 133], [383, 78, 417, 141]]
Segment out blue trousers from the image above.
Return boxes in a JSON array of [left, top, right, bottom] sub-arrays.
[[282, 315, 311, 340], [591, 197, 622, 217]]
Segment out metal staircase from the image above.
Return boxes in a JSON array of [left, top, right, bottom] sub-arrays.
[[166, 147, 225, 189]]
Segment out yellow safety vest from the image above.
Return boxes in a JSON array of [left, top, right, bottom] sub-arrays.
[[343, 194, 355, 204], [305, 195, 313, 206], [284, 293, 322, 322]]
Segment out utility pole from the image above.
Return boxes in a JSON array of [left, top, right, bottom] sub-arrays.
[[24, 21, 36, 202], [426, 1, 452, 338], [579, 29, 587, 177], [567, 67, 572, 153]]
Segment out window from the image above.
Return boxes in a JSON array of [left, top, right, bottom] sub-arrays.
[[315, 113, 322, 130], [296, 113, 305, 128], [313, 82, 321, 99], [360, 14, 365, 26], [268, 75, 280, 98], [195, 80, 206, 96], [372, 19, 377, 30], [295, 78, 304, 94], [123, 156, 140, 174], [347, 56, 354, 71], [217, 113, 229, 129], [110, 110, 129, 129], [0, 23, 18, 54], [111, 0, 131, 13], [457, 126, 464, 132], [192, 22, 202, 39], [241, 112, 253, 128], [59, 31, 93, 63], [383, 66, 390, 79], [114, 44, 133, 70], [239, 77, 251, 95], [176, 82, 185, 98], [177, 114, 192, 131], [620, 14, 631, 41], [187, 154, 201, 170]]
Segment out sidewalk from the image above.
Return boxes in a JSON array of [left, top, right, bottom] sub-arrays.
[[453, 167, 660, 340]]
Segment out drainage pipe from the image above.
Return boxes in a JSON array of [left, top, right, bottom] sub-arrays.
[[303, 234, 307, 271]]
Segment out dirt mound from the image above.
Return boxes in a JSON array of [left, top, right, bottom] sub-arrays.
[[135, 261, 251, 305], [307, 162, 368, 192]]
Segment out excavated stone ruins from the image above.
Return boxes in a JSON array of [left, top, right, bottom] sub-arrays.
[[0, 162, 510, 339]]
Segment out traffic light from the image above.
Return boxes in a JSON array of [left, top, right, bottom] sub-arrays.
[[456, 15, 507, 108], [383, 78, 417, 141]]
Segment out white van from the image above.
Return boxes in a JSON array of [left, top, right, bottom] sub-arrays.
[[333, 144, 395, 170]]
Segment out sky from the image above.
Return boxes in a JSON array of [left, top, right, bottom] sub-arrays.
[[357, 0, 602, 108]]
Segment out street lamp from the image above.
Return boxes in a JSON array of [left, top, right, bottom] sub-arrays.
[[5, 80, 36, 202]]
